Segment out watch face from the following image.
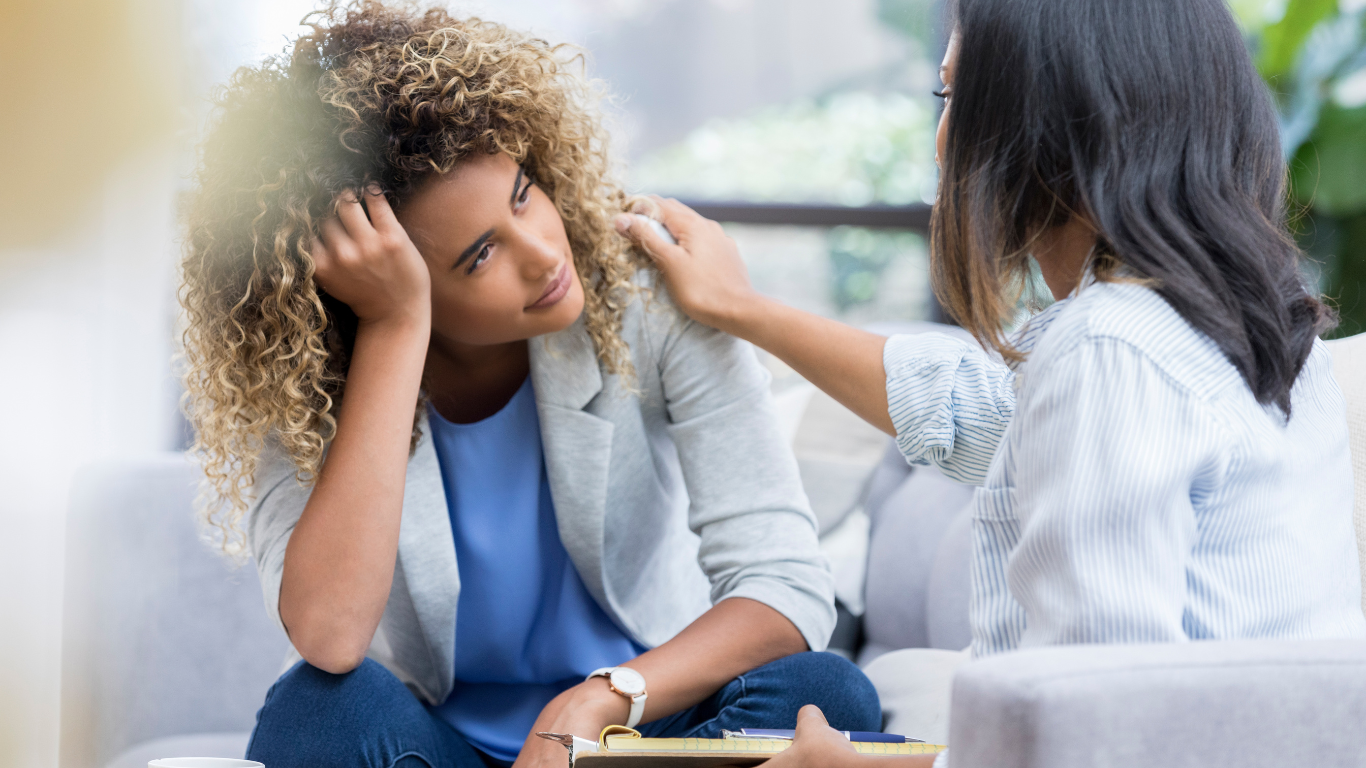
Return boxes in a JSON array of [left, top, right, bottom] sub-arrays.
[[610, 667, 646, 696]]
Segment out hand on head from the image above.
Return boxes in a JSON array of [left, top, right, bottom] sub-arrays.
[[614, 197, 760, 335], [309, 185, 432, 328]]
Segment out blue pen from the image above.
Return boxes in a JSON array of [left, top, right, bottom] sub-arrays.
[[729, 728, 925, 744]]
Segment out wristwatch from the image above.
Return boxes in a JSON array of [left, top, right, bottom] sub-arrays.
[[586, 666, 648, 728]]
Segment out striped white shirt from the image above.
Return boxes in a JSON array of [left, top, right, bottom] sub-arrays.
[[884, 280, 1366, 658]]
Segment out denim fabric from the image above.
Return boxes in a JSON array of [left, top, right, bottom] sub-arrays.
[[246, 652, 880, 768]]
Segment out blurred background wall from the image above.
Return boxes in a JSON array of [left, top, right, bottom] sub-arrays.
[[0, 2, 182, 766], [0, 0, 1361, 766]]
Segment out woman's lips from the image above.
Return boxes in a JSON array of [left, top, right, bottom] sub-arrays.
[[527, 263, 572, 310]]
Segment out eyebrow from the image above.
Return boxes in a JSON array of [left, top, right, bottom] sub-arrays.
[[453, 168, 529, 271], [454, 229, 494, 271], [509, 166, 526, 206]]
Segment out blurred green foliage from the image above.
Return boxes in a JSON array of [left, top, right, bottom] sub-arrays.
[[1258, 0, 1339, 78], [630, 91, 938, 207], [828, 227, 926, 312], [876, 0, 940, 53], [1249, 0, 1366, 336]]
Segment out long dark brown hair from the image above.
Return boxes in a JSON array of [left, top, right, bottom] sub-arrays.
[[931, 0, 1333, 415]]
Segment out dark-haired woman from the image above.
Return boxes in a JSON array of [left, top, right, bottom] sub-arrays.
[[619, 0, 1366, 764]]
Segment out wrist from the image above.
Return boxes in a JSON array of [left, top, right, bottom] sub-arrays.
[[357, 307, 431, 342], [576, 677, 633, 726], [710, 290, 772, 341]]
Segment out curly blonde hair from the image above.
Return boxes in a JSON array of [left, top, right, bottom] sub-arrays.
[[180, 0, 645, 550]]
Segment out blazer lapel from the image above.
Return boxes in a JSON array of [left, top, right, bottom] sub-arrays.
[[529, 316, 615, 608], [395, 410, 460, 703]]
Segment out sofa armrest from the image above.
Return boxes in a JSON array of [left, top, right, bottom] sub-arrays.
[[948, 639, 1366, 768]]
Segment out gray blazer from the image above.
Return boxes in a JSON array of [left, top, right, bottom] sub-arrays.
[[246, 279, 834, 705]]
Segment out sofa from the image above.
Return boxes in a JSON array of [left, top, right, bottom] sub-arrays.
[[60, 456, 289, 768], [58, 326, 1366, 767]]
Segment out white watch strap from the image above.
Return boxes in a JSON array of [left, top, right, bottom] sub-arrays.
[[587, 667, 648, 729], [626, 692, 647, 729]]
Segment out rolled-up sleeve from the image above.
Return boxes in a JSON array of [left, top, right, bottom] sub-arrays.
[[652, 304, 835, 652], [883, 333, 1015, 485]]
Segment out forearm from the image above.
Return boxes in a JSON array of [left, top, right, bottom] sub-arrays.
[[561, 597, 808, 730], [279, 314, 430, 672], [627, 596, 808, 721], [516, 598, 808, 768], [721, 297, 893, 436]]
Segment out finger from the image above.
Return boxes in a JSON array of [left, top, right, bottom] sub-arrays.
[[648, 196, 723, 248], [615, 213, 687, 266], [794, 705, 830, 736], [650, 195, 708, 231], [335, 189, 376, 243], [306, 231, 330, 271], [361, 183, 401, 235], [308, 226, 338, 292], [318, 217, 351, 257]]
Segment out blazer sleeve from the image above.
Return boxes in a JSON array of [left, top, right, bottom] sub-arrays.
[[244, 444, 314, 638], [648, 298, 836, 652]]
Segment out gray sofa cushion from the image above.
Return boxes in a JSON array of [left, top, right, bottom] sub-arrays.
[[61, 455, 288, 768], [105, 732, 252, 768], [924, 510, 973, 651], [949, 639, 1366, 768], [860, 442, 976, 662], [864, 647, 970, 744], [1323, 333, 1366, 617]]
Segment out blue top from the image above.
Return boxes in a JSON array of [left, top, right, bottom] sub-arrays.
[[426, 378, 645, 762], [884, 279, 1366, 658]]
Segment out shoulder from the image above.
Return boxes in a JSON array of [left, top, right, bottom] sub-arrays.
[[615, 266, 726, 367], [1024, 280, 1243, 399], [620, 265, 681, 329]]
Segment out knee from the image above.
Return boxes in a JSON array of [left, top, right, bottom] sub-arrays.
[[248, 658, 412, 764], [263, 657, 404, 714], [769, 652, 881, 732]]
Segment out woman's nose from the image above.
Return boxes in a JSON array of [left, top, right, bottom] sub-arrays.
[[517, 229, 562, 279]]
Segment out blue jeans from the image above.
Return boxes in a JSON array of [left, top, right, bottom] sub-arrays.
[[246, 652, 880, 768]]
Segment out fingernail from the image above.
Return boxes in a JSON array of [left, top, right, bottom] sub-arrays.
[[365, 182, 382, 195], [614, 214, 632, 234]]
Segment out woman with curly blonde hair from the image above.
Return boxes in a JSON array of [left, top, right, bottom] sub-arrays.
[[179, 3, 877, 767]]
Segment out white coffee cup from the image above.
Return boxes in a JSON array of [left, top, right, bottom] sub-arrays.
[[147, 754, 263, 759]]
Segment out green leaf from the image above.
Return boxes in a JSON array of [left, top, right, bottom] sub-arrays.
[[1260, 0, 1339, 79], [1228, 0, 1279, 32], [1290, 102, 1366, 216]]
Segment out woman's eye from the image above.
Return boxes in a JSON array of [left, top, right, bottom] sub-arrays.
[[517, 179, 534, 208], [933, 89, 951, 99], [467, 243, 492, 274]]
